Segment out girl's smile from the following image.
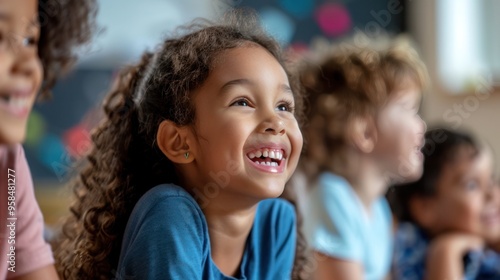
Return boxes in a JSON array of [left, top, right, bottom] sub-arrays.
[[0, 84, 35, 118], [246, 145, 288, 173]]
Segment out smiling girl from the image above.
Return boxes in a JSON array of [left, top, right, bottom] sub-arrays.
[[0, 0, 95, 279], [56, 11, 306, 280]]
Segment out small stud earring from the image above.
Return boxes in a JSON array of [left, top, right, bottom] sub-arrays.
[[184, 152, 189, 159]]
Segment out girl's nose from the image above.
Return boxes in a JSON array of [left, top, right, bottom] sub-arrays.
[[259, 114, 285, 136]]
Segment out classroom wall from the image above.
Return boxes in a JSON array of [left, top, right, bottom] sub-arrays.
[[33, 0, 408, 224], [408, 0, 500, 173], [28, 0, 407, 183]]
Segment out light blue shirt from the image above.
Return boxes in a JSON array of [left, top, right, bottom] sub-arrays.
[[304, 172, 393, 280], [116, 183, 296, 280]]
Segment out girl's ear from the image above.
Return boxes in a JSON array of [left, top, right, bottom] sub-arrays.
[[349, 116, 378, 153], [157, 120, 195, 164]]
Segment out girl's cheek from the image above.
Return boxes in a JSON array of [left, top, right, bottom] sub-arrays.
[[469, 197, 485, 219]]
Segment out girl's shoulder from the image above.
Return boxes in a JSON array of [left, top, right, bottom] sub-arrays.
[[0, 143, 23, 163], [257, 198, 296, 222], [117, 184, 210, 278], [134, 183, 201, 214], [248, 198, 297, 268], [252, 198, 297, 244], [315, 172, 353, 202], [311, 172, 359, 215], [318, 172, 350, 189], [128, 184, 206, 231], [140, 183, 196, 203], [0, 144, 32, 193]]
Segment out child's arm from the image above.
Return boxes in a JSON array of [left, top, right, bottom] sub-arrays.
[[314, 252, 364, 280], [425, 233, 484, 280]]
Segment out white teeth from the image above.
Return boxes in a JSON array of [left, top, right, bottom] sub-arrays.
[[248, 149, 285, 161], [269, 151, 275, 159], [255, 161, 278, 167], [271, 151, 283, 160], [3, 97, 29, 109]]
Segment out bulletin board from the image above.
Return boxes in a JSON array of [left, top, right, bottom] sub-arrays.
[[26, 0, 406, 182]]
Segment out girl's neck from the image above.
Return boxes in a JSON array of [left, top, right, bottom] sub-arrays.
[[202, 192, 259, 277], [179, 169, 268, 276], [341, 152, 388, 212], [203, 198, 257, 236]]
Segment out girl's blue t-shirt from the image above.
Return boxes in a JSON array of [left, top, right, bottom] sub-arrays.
[[304, 172, 393, 280], [115, 183, 296, 280]]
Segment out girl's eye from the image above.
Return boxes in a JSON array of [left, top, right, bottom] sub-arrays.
[[277, 100, 295, 113], [22, 35, 38, 47], [277, 104, 288, 111], [231, 99, 250, 107], [464, 180, 479, 191]]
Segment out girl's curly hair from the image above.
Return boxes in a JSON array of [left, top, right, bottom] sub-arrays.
[[55, 10, 307, 280], [38, 0, 97, 98], [298, 37, 429, 179]]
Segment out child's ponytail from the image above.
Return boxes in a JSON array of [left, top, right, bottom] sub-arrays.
[[55, 52, 173, 279]]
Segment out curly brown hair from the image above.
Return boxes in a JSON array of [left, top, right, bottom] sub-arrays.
[[55, 10, 308, 280], [38, 0, 97, 98], [299, 38, 429, 179]]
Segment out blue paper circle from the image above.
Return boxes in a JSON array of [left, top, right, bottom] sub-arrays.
[[38, 134, 67, 170], [259, 7, 296, 45]]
